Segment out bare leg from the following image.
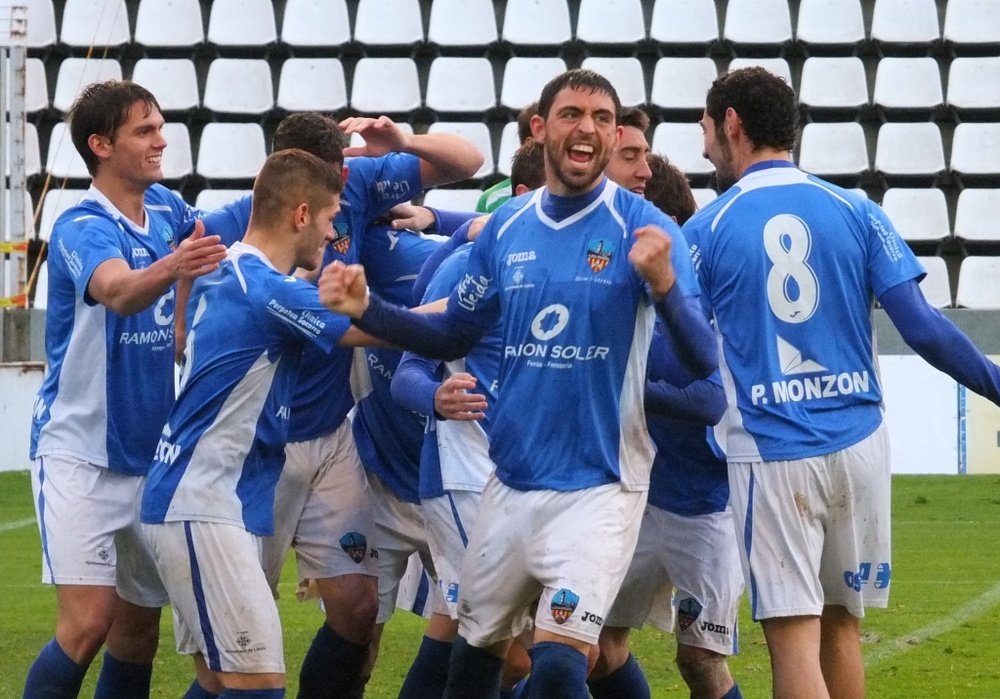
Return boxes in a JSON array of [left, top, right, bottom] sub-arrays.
[[819, 605, 864, 699], [760, 615, 829, 699]]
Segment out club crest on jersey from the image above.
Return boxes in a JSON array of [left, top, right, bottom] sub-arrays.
[[331, 221, 351, 255], [550, 588, 579, 625], [586, 239, 614, 273], [677, 597, 703, 631], [339, 532, 368, 564]]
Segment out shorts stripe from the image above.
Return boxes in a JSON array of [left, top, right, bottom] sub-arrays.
[[184, 522, 220, 671], [412, 570, 430, 616], [447, 493, 469, 548], [37, 458, 54, 580], [745, 467, 759, 620]]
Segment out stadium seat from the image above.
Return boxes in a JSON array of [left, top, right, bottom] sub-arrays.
[[196, 123, 267, 180], [943, 0, 1000, 46], [350, 58, 421, 113], [870, 0, 939, 44], [797, 122, 869, 176], [799, 57, 868, 111], [880, 188, 950, 243], [874, 123, 945, 177], [195, 189, 251, 212], [428, 122, 494, 179], [873, 57, 943, 111], [60, 0, 130, 48], [580, 57, 646, 107], [428, 0, 497, 46], [203, 59, 273, 115], [576, 0, 646, 44], [796, 0, 865, 46], [135, 0, 204, 48], [500, 58, 567, 110], [496, 121, 520, 177], [650, 57, 718, 111], [130, 58, 199, 112], [956, 256, 1000, 309], [425, 57, 496, 113], [24, 0, 57, 48], [354, 0, 423, 45], [207, 0, 277, 47], [951, 123, 1000, 177], [347, 122, 413, 150], [33, 260, 49, 310], [691, 188, 718, 209], [4, 123, 41, 178], [651, 123, 714, 176], [281, 0, 350, 47], [23, 58, 49, 113], [502, 0, 572, 46], [160, 123, 193, 179], [954, 189, 1000, 243], [649, 0, 718, 45], [916, 256, 952, 308], [728, 58, 792, 86], [53, 58, 123, 113], [723, 0, 793, 45], [423, 188, 484, 211], [37, 188, 86, 242], [948, 58, 1000, 111], [45, 123, 90, 179], [276, 58, 348, 112]]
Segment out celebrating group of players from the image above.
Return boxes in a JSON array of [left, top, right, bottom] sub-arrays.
[[24, 65, 1000, 699]]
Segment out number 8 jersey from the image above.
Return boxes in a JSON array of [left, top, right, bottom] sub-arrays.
[[684, 161, 925, 462]]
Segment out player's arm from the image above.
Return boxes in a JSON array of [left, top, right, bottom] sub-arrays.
[[645, 377, 726, 425], [387, 203, 478, 237], [89, 220, 226, 316], [393, 353, 487, 421], [880, 279, 1000, 405], [340, 115, 484, 187]]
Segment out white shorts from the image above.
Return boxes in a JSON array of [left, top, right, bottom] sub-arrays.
[[394, 552, 440, 619], [423, 490, 482, 620], [458, 476, 646, 647], [606, 506, 744, 655], [30, 455, 167, 607], [143, 520, 284, 675], [261, 422, 378, 594], [368, 472, 437, 623], [728, 422, 891, 621]]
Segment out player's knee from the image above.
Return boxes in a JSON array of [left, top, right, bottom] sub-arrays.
[[528, 642, 589, 697], [591, 627, 630, 679], [675, 645, 732, 696]]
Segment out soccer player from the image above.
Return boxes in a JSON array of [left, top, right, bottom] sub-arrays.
[[319, 69, 717, 699], [475, 101, 538, 214], [684, 66, 1000, 699], [604, 106, 653, 196], [197, 112, 482, 698], [141, 148, 380, 699], [589, 155, 744, 699], [25, 81, 227, 699]]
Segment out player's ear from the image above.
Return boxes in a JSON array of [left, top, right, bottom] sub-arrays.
[[292, 201, 310, 231]]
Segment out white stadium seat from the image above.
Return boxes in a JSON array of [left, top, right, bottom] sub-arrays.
[[798, 123, 869, 177], [130, 59, 200, 112], [38, 188, 87, 242], [203, 59, 274, 115], [160, 123, 193, 179], [425, 58, 496, 113], [873, 57, 943, 111], [580, 57, 646, 107], [24, 0, 57, 48], [350, 58, 421, 113], [60, 0, 130, 47], [496, 122, 521, 177], [650, 58, 717, 111], [502, 0, 572, 46], [33, 261, 49, 310], [135, 0, 204, 48], [422, 188, 484, 211], [576, 0, 646, 44], [53, 58, 122, 113], [45, 123, 90, 179], [871, 0, 939, 44], [651, 123, 714, 176], [428, 122, 494, 179], [195, 189, 251, 212], [649, 0, 718, 45], [207, 0, 276, 47], [24, 58, 49, 113], [500, 58, 567, 110], [799, 57, 868, 111], [354, 0, 423, 45], [954, 189, 1000, 243], [916, 256, 952, 308], [281, 0, 350, 47], [880, 188, 950, 243], [428, 0, 497, 46], [277, 59, 348, 113], [196, 123, 267, 180], [956, 257, 1000, 309], [948, 58, 1000, 111], [796, 0, 865, 46], [943, 0, 1000, 45], [691, 188, 718, 209], [951, 123, 1000, 177], [875, 123, 945, 177], [723, 0, 792, 45]]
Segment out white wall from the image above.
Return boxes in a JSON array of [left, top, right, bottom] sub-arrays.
[[0, 362, 43, 472]]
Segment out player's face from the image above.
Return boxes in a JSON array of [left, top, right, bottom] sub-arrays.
[[536, 87, 621, 196], [700, 111, 739, 192], [296, 194, 341, 271], [605, 125, 651, 195], [102, 101, 166, 188]]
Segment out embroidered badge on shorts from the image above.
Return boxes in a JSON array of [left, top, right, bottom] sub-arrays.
[[677, 596, 703, 631], [550, 588, 580, 625], [339, 531, 368, 564]]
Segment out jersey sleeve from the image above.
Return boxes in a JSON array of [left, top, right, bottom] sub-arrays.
[[256, 273, 353, 354], [863, 199, 926, 298], [200, 194, 252, 247], [346, 153, 423, 223], [147, 183, 199, 243], [52, 213, 127, 303], [445, 218, 501, 332]]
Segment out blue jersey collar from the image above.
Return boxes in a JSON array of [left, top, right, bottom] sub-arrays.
[[742, 159, 797, 177]]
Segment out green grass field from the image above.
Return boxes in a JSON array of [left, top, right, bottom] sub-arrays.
[[2, 470, 999, 697]]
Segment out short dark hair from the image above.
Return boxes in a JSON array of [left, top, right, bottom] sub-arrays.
[[251, 149, 344, 227], [619, 106, 650, 134], [517, 101, 539, 143], [67, 80, 161, 177], [273, 113, 345, 166], [645, 154, 697, 226], [510, 138, 545, 191], [705, 67, 799, 153], [537, 69, 621, 123]]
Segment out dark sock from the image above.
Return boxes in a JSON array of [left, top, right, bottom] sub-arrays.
[[442, 635, 503, 699], [721, 682, 744, 699], [499, 677, 527, 699], [398, 636, 453, 699], [523, 642, 587, 699], [183, 679, 220, 699], [94, 650, 153, 699], [297, 623, 368, 699], [586, 653, 650, 699], [22, 638, 89, 699]]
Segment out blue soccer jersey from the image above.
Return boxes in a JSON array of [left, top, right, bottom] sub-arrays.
[[201, 153, 423, 443], [684, 161, 925, 461], [352, 224, 445, 503], [444, 179, 699, 492], [31, 184, 198, 475], [140, 242, 352, 536]]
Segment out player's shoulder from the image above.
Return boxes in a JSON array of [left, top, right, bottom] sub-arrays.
[[50, 196, 117, 243]]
